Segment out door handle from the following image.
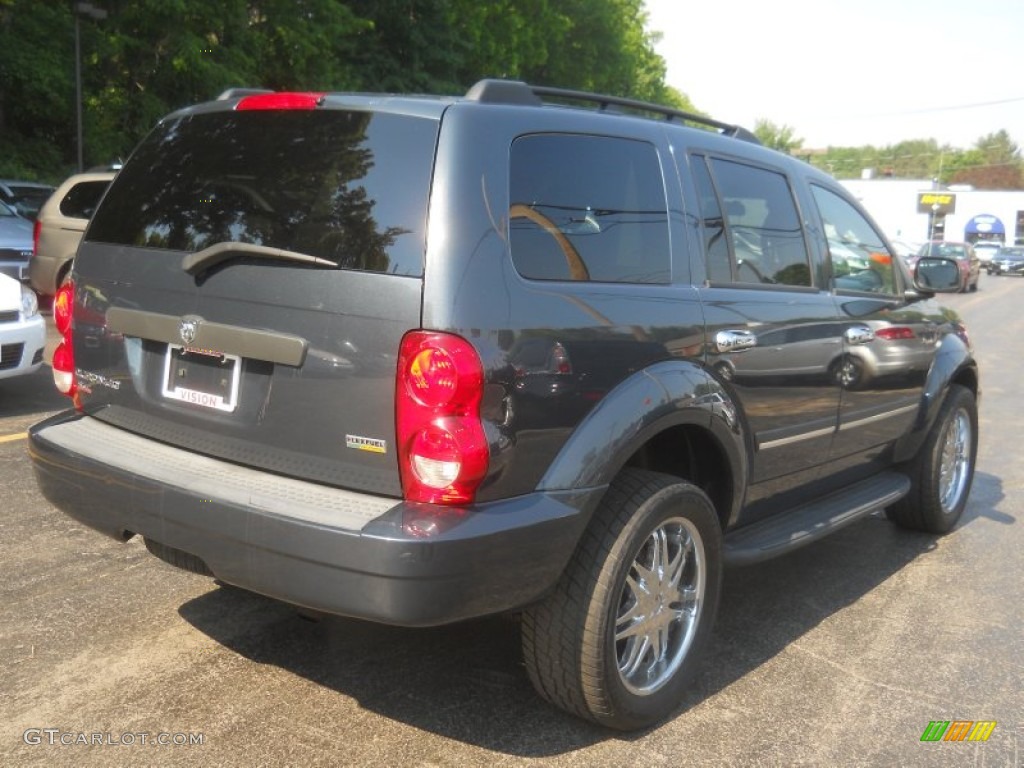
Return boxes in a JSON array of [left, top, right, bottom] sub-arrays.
[[715, 329, 758, 353], [844, 325, 875, 345]]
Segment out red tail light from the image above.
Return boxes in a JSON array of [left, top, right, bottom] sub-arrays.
[[396, 331, 487, 505], [51, 281, 78, 404], [32, 219, 41, 256], [236, 92, 325, 111], [875, 326, 915, 341], [550, 342, 572, 374]]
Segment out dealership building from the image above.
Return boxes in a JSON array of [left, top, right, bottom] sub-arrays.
[[839, 178, 1024, 248]]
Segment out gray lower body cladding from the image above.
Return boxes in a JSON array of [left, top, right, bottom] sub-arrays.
[[29, 412, 599, 626]]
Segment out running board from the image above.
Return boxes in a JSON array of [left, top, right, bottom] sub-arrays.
[[723, 472, 910, 566]]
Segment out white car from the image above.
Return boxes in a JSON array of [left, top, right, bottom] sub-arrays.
[[0, 272, 45, 381], [974, 241, 1002, 272]]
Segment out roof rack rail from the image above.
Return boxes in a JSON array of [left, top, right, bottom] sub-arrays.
[[464, 79, 760, 145]]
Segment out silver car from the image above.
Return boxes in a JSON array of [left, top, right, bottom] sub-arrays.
[[0, 272, 45, 380], [715, 315, 938, 390], [0, 201, 34, 283], [974, 241, 1001, 273], [0, 179, 55, 219]]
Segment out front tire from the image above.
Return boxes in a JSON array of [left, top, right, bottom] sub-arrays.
[[521, 469, 722, 730], [887, 384, 977, 533]]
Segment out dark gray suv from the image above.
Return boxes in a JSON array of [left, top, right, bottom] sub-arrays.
[[29, 81, 978, 730]]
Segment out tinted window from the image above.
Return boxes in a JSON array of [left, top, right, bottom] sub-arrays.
[[811, 185, 897, 294], [5, 185, 53, 217], [509, 134, 669, 283], [87, 110, 437, 277], [918, 242, 966, 259], [691, 156, 731, 282], [708, 158, 811, 287], [59, 181, 110, 220]]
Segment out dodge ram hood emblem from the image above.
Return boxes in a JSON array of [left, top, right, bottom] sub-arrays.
[[179, 318, 199, 345]]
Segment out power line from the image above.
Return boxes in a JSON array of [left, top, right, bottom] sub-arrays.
[[863, 96, 1024, 118]]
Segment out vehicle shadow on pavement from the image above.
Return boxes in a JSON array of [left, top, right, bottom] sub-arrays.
[[175, 472, 1006, 756]]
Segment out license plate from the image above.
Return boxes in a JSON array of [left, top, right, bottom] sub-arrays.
[[161, 345, 241, 412]]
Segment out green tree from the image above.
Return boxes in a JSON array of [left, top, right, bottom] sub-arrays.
[[753, 119, 803, 153], [0, 1, 78, 179], [802, 132, 1023, 188], [0, 0, 692, 180], [948, 130, 1022, 189]]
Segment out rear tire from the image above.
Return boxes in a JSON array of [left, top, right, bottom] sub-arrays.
[[521, 469, 722, 730], [887, 384, 977, 533]]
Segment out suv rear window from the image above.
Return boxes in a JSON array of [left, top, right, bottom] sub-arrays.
[[87, 110, 437, 277]]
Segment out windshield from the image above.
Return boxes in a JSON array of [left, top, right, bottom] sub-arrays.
[[918, 242, 966, 258]]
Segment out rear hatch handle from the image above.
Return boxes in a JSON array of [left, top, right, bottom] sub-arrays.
[[182, 241, 335, 276]]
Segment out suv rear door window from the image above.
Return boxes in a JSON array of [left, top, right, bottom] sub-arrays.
[[87, 110, 437, 277], [694, 156, 812, 287], [509, 134, 670, 283]]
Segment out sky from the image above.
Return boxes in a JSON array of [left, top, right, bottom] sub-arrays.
[[644, 0, 1024, 150]]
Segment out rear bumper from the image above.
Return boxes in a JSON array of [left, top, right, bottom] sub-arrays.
[[29, 412, 601, 626]]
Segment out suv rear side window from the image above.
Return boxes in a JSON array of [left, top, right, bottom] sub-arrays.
[[509, 134, 669, 283], [59, 181, 110, 220], [87, 110, 437, 277], [692, 155, 811, 287]]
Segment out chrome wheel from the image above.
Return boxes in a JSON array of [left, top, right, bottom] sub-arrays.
[[886, 385, 976, 534], [833, 356, 862, 389], [522, 471, 722, 729], [939, 407, 971, 514], [615, 517, 705, 696]]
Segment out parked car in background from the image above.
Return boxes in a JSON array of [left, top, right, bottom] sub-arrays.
[[916, 241, 980, 292], [889, 238, 921, 261], [0, 271, 45, 380], [0, 201, 34, 283], [973, 241, 1002, 273], [29, 171, 115, 298], [0, 179, 55, 219], [988, 245, 1024, 276]]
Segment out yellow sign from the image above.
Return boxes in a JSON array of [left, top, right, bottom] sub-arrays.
[[917, 192, 956, 214]]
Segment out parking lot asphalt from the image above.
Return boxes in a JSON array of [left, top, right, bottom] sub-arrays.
[[1, 277, 1021, 767]]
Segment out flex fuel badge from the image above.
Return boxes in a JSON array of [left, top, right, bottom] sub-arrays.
[[346, 434, 387, 454]]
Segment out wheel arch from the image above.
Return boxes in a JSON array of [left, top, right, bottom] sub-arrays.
[[537, 360, 748, 529], [893, 331, 979, 463]]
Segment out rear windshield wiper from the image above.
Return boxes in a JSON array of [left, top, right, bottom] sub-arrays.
[[182, 241, 336, 276]]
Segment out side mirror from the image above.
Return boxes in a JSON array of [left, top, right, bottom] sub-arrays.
[[913, 257, 961, 293]]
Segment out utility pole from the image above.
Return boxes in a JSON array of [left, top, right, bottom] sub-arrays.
[[74, 2, 107, 172]]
